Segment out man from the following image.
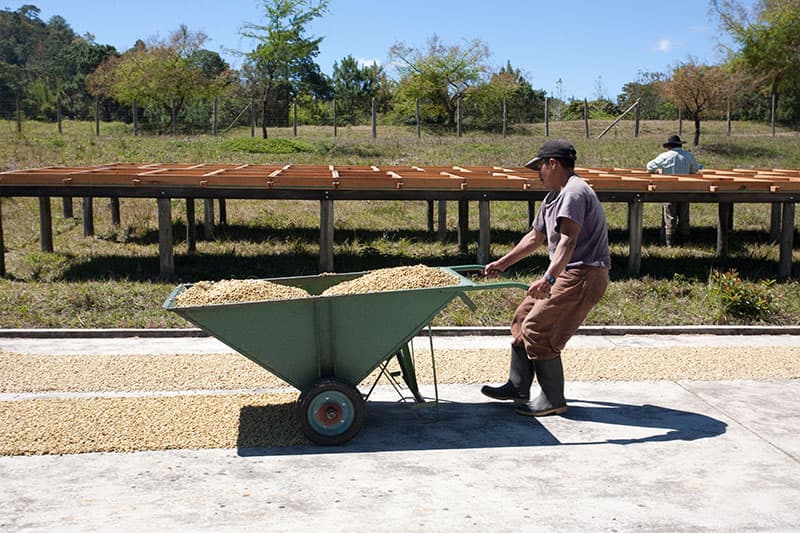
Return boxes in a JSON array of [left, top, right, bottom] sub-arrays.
[[481, 139, 611, 417], [647, 134, 700, 247]]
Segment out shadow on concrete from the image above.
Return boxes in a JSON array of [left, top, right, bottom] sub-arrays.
[[237, 397, 727, 456]]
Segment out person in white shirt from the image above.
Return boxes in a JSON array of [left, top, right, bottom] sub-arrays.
[[647, 134, 700, 247]]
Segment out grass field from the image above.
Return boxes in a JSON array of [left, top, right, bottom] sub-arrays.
[[2, 118, 800, 328]]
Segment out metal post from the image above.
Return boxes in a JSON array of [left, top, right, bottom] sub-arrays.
[[16, 96, 21, 133], [293, 99, 297, 136], [634, 99, 640, 138], [57, 98, 62, 134], [250, 99, 255, 137], [771, 93, 776, 136], [726, 96, 731, 136], [333, 98, 337, 137]]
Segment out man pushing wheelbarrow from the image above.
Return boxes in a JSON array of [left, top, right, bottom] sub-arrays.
[[481, 139, 611, 417]]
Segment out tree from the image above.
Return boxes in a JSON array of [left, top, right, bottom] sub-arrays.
[[712, 0, 800, 125], [462, 61, 545, 132], [0, 6, 115, 120], [240, 0, 329, 137], [660, 60, 727, 145], [389, 35, 490, 129], [617, 71, 673, 120], [88, 26, 232, 132], [331, 55, 390, 125]]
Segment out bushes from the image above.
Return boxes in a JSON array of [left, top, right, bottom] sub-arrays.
[[709, 269, 777, 323]]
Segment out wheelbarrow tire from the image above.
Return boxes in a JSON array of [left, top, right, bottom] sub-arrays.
[[296, 378, 366, 446]]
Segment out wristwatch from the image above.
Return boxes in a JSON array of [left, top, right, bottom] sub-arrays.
[[544, 273, 556, 285]]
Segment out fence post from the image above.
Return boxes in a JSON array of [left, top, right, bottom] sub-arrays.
[[250, 99, 255, 137], [293, 98, 297, 136], [771, 92, 776, 136], [57, 98, 62, 134], [212, 98, 218, 136], [678, 108, 683, 135], [726, 96, 731, 136], [371, 97, 376, 139], [333, 97, 337, 137], [416, 98, 421, 139], [634, 99, 640, 138], [457, 97, 462, 137], [544, 98, 549, 137], [171, 98, 177, 136], [16, 96, 21, 133], [583, 98, 589, 138], [502, 98, 507, 138], [94, 97, 100, 136], [132, 98, 138, 136]]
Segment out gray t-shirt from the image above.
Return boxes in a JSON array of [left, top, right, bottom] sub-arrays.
[[533, 174, 611, 269]]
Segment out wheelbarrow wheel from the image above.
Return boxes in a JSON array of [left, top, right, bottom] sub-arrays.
[[296, 378, 366, 446]]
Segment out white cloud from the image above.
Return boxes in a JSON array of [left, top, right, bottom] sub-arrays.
[[356, 57, 382, 68], [656, 38, 674, 52]]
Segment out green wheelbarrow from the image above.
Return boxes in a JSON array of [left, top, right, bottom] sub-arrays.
[[163, 265, 527, 445]]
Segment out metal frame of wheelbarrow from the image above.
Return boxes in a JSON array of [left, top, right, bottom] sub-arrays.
[[163, 265, 527, 446]]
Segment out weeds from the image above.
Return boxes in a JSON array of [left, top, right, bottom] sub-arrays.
[[709, 269, 777, 323]]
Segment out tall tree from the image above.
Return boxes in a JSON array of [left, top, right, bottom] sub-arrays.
[[712, 0, 800, 124], [389, 35, 490, 128], [660, 60, 727, 145], [88, 26, 232, 131], [240, 0, 328, 137], [332, 55, 390, 125]]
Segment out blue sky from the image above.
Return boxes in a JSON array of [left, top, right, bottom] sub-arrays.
[[3, 0, 757, 101]]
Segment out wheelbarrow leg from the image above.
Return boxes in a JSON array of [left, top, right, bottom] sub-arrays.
[[396, 344, 425, 402]]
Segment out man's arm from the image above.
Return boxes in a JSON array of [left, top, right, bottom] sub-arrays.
[[483, 226, 545, 277], [646, 154, 664, 173], [526, 217, 580, 298]]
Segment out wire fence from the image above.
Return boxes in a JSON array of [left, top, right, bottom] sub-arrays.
[[0, 92, 790, 140]]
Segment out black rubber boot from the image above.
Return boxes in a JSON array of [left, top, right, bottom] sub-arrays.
[[481, 346, 533, 403], [515, 357, 567, 416]]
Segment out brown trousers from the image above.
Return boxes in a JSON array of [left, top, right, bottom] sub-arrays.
[[510, 266, 609, 360]]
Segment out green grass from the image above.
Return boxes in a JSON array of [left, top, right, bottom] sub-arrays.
[[2, 118, 800, 328]]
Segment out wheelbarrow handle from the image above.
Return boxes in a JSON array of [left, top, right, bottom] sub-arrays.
[[445, 265, 529, 291]]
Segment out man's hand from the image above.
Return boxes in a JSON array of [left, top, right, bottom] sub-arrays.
[[483, 261, 504, 278], [528, 277, 552, 299]]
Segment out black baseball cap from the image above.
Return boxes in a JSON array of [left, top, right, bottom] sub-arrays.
[[524, 139, 577, 170]]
